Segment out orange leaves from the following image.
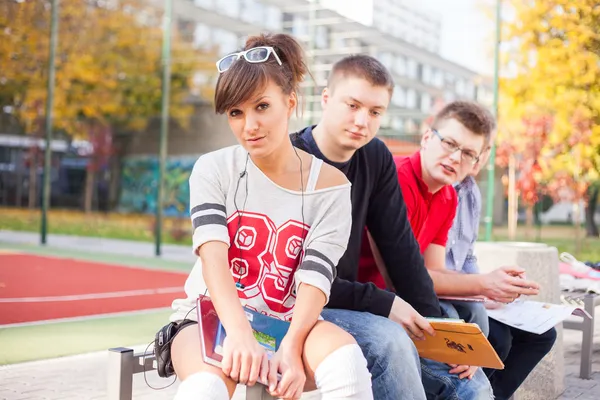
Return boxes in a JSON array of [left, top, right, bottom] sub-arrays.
[[500, 0, 600, 203], [1, 0, 215, 140]]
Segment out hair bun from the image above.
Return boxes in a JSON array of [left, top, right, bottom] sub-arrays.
[[245, 33, 307, 90]]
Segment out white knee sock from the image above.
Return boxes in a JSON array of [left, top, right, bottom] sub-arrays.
[[314, 344, 373, 400], [174, 371, 229, 400]]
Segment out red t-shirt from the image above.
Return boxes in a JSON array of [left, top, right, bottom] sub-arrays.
[[358, 151, 458, 289]]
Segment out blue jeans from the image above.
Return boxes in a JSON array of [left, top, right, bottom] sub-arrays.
[[440, 301, 490, 337], [321, 309, 493, 400], [484, 319, 557, 400], [421, 358, 494, 400]]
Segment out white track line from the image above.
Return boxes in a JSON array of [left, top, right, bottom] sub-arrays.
[[0, 307, 172, 328], [0, 286, 183, 303]]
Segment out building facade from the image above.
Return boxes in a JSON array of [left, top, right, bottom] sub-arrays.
[[167, 0, 493, 144]]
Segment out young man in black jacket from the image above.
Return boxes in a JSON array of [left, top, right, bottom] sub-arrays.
[[292, 55, 493, 399]]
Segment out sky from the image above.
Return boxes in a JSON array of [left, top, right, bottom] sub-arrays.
[[416, 0, 496, 75], [322, 0, 496, 75]]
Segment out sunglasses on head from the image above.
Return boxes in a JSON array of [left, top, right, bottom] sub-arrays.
[[216, 46, 282, 73]]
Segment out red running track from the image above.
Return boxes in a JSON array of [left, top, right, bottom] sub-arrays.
[[0, 253, 187, 324]]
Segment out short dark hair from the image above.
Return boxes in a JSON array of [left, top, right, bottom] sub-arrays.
[[432, 101, 496, 143], [327, 55, 394, 95], [214, 33, 307, 114]]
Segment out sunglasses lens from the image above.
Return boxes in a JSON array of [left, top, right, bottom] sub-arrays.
[[246, 47, 269, 62], [218, 55, 237, 72]]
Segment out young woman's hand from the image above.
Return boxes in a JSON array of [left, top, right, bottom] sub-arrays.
[[267, 338, 306, 399], [221, 330, 268, 386]]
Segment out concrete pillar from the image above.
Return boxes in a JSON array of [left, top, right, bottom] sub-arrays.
[[474, 242, 565, 400]]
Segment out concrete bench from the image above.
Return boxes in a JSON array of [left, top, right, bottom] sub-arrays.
[[561, 292, 600, 379], [107, 347, 276, 399], [474, 241, 565, 400]]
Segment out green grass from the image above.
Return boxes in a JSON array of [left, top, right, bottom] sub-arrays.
[[0, 310, 172, 365], [488, 225, 600, 262], [0, 207, 193, 246]]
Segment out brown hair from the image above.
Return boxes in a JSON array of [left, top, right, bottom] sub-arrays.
[[214, 33, 307, 114], [432, 101, 496, 142], [328, 55, 394, 95]]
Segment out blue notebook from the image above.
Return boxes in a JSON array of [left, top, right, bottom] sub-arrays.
[[214, 308, 290, 359]]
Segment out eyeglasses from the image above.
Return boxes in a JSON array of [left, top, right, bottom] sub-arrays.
[[216, 46, 282, 73], [431, 128, 480, 165]]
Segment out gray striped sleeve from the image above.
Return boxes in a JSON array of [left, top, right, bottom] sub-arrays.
[[299, 249, 337, 283], [191, 203, 227, 229]]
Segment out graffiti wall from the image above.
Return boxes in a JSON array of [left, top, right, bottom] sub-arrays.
[[118, 155, 198, 216]]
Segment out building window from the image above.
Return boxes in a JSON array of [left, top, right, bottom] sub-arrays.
[[193, 23, 211, 50], [315, 26, 329, 49], [406, 89, 417, 109], [240, 0, 265, 24], [265, 6, 282, 30], [213, 28, 238, 54], [465, 81, 475, 100], [445, 72, 456, 87], [216, 0, 239, 18], [293, 15, 308, 37], [391, 117, 404, 132], [456, 79, 465, 96], [444, 91, 456, 103], [381, 113, 391, 129], [378, 52, 394, 71], [393, 55, 406, 76], [433, 69, 444, 88], [407, 59, 418, 79], [392, 87, 406, 107], [422, 65, 432, 85], [177, 20, 195, 42], [420, 92, 431, 113]]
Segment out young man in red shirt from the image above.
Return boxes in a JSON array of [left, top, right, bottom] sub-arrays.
[[359, 101, 496, 385], [360, 101, 493, 286]]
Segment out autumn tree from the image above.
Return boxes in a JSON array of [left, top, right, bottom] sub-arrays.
[[500, 0, 600, 237], [0, 0, 217, 211]]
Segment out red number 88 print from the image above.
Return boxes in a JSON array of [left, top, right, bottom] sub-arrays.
[[227, 211, 309, 314]]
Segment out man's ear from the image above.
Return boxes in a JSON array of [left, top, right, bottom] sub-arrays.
[[321, 87, 330, 109], [421, 129, 432, 149]]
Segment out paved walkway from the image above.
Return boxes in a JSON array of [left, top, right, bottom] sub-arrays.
[[0, 230, 196, 264], [1, 231, 599, 399], [0, 324, 598, 400]]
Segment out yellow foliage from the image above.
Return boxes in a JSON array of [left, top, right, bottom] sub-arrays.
[[0, 0, 217, 139], [500, 0, 600, 189]]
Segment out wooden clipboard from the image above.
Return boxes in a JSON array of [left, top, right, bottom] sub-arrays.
[[414, 321, 504, 369]]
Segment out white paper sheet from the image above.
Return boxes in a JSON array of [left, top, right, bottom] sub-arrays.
[[486, 300, 592, 335]]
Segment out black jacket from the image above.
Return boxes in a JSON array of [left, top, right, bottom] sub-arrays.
[[291, 126, 442, 318]]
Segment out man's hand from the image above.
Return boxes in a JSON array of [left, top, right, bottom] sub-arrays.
[[480, 266, 540, 303], [389, 296, 435, 340], [448, 364, 478, 380]]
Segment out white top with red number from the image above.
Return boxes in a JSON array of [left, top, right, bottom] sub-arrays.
[[170, 145, 352, 322]]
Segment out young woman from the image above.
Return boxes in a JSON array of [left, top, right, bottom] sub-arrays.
[[167, 33, 373, 400]]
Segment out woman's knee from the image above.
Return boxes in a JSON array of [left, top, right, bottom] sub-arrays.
[[303, 321, 356, 373], [171, 324, 237, 396]]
